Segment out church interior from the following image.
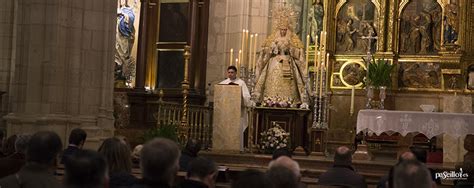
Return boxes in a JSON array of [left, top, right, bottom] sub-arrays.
[[1, 0, 474, 187]]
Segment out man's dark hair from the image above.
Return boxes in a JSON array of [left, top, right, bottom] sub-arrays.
[[231, 169, 271, 188], [183, 138, 201, 157], [393, 160, 432, 188], [272, 148, 292, 160], [266, 166, 299, 188], [26, 131, 62, 165], [227, 65, 237, 72], [187, 157, 217, 179], [68, 128, 87, 145], [64, 150, 107, 188], [141, 138, 180, 185], [334, 146, 352, 165], [409, 147, 427, 163]]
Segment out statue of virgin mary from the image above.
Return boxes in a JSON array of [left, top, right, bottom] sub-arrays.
[[253, 5, 310, 109]]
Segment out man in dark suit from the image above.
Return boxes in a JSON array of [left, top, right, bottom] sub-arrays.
[[60, 128, 87, 164], [0, 131, 63, 188], [132, 138, 180, 188], [318, 146, 367, 188], [180, 157, 217, 188]]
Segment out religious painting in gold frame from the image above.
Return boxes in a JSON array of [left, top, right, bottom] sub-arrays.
[[441, 69, 462, 91], [398, 0, 442, 55], [397, 62, 442, 91], [335, 0, 378, 54], [331, 60, 367, 89]]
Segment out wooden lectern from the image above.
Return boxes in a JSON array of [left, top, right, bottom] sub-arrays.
[[212, 84, 242, 151]]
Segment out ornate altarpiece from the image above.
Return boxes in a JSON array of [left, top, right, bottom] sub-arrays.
[[315, 0, 474, 151]]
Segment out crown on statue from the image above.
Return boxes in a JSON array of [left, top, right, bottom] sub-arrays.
[[272, 4, 297, 31]]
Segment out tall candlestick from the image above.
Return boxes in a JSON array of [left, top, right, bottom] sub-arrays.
[[315, 35, 319, 51], [315, 51, 320, 96], [229, 48, 233, 66], [249, 35, 254, 71]]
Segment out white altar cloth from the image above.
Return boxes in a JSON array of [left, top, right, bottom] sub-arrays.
[[357, 110, 474, 139]]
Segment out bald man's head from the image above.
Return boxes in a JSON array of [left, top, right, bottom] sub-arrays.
[[399, 151, 416, 163], [268, 156, 301, 179], [334, 146, 352, 165]]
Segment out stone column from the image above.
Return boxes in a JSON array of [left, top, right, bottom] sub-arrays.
[[0, 0, 16, 128], [2, 0, 116, 149]]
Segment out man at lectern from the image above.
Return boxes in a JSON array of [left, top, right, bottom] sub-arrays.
[[219, 65, 253, 152]]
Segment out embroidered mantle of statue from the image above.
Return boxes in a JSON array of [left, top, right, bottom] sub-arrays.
[[253, 6, 309, 109]]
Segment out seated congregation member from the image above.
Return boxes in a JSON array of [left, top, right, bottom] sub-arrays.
[[268, 156, 302, 188], [318, 146, 367, 188], [266, 165, 299, 188], [131, 144, 143, 167], [392, 160, 434, 188], [377, 151, 417, 188], [179, 138, 202, 171], [98, 137, 137, 188], [180, 157, 217, 188], [2, 134, 17, 157], [0, 131, 63, 188], [61, 128, 87, 164], [0, 134, 32, 178], [64, 150, 108, 188], [231, 169, 272, 188], [132, 138, 180, 188]]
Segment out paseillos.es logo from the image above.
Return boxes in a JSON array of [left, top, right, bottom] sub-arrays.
[[435, 168, 469, 180]]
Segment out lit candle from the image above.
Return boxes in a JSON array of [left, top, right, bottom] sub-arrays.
[[253, 34, 258, 72], [244, 30, 249, 68], [350, 86, 355, 115], [319, 57, 324, 98], [238, 50, 242, 68], [315, 51, 320, 97], [249, 34, 254, 71], [229, 48, 233, 66], [305, 35, 310, 75], [241, 29, 245, 64], [326, 53, 330, 90], [235, 58, 239, 70], [315, 35, 319, 52]]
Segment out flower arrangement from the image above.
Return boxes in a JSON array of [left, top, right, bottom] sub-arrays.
[[261, 96, 299, 108], [259, 125, 290, 154]]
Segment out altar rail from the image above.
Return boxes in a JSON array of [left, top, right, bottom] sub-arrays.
[[148, 100, 213, 149]]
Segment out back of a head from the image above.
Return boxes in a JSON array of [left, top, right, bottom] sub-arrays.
[[272, 148, 292, 160], [409, 147, 427, 163], [231, 169, 270, 188], [334, 146, 352, 165], [187, 156, 217, 179], [68, 128, 87, 145], [141, 138, 180, 183], [266, 165, 299, 188], [3, 134, 17, 156], [15, 134, 32, 154], [393, 160, 432, 188], [26, 131, 62, 165], [98, 137, 132, 174], [64, 150, 107, 188], [184, 138, 202, 156], [268, 156, 301, 179]]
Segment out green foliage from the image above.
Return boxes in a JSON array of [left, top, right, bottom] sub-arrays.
[[141, 123, 178, 142], [365, 57, 395, 87]]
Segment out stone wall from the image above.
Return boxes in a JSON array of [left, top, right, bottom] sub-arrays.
[[0, 0, 117, 149]]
